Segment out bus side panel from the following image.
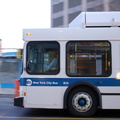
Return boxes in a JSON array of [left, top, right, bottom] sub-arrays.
[[102, 95, 120, 109], [110, 41, 120, 78], [99, 86, 120, 109], [100, 41, 120, 109], [24, 86, 63, 108]]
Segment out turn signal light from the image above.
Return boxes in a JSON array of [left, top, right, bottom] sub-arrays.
[[26, 33, 31, 36]]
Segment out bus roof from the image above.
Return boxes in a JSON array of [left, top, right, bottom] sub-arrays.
[[23, 28, 120, 41], [69, 12, 120, 28]]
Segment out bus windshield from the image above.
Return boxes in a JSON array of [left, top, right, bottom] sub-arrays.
[[26, 41, 60, 74]]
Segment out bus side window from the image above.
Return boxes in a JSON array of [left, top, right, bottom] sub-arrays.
[[66, 41, 111, 77]]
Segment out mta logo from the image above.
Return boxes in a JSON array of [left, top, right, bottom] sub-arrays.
[[26, 79, 32, 86]]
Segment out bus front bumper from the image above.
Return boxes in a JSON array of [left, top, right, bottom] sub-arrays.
[[14, 97, 23, 107]]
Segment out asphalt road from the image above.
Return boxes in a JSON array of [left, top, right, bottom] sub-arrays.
[[1, 95, 120, 120]]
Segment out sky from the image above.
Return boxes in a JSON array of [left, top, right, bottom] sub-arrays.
[[0, 0, 51, 49]]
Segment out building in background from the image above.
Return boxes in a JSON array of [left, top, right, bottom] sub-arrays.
[[0, 39, 2, 57], [51, 0, 120, 28]]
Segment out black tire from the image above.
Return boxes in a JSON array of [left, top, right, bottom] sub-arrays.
[[67, 86, 98, 117]]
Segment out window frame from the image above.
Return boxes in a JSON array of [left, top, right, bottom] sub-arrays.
[[66, 40, 112, 77], [26, 41, 60, 75]]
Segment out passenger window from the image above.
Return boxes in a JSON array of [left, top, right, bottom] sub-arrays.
[[66, 41, 111, 77]]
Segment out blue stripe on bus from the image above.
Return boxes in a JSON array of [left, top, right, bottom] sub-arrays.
[[20, 78, 120, 87]]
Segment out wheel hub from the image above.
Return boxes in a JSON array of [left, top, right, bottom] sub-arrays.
[[78, 98, 86, 106], [72, 92, 92, 112]]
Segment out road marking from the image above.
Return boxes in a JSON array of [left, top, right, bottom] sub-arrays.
[[0, 116, 94, 119], [0, 116, 120, 120]]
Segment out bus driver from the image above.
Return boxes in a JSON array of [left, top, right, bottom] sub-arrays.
[[44, 51, 58, 72]]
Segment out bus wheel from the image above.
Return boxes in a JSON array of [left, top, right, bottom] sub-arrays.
[[68, 87, 98, 117]]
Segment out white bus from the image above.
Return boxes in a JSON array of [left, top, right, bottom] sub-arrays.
[[14, 12, 120, 117]]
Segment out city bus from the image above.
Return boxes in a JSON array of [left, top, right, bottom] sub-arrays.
[[14, 12, 120, 117]]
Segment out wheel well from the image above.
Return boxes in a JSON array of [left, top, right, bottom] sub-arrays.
[[64, 83, 102, 109]]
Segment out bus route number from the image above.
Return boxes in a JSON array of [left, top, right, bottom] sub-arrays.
[[63, 82, 69, 85]]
